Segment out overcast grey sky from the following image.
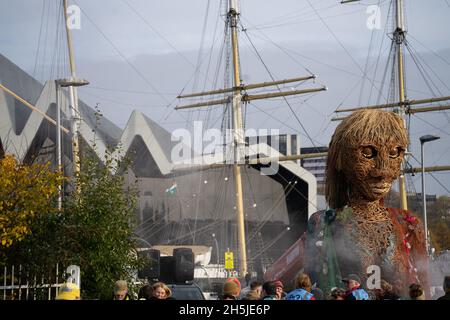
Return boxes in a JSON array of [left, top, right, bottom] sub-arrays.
[[1, 0, 450, 196]]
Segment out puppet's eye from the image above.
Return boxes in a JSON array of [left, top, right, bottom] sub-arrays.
[[362, 146, 377, 159], [389, 147, 403, 159]]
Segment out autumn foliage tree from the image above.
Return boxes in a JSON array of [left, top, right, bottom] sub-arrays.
[[1, 105, 143, 299], [2, 148, 141, 299], [429, 196, 450, 252], [0, 155, 63, 249]]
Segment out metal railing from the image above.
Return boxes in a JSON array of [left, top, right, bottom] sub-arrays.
[[0, 264, 80, 300]]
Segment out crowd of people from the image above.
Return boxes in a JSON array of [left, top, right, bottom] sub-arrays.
[[114, 280, 175, 300], [222, 273, 450, 301], [54, 280, 175, 300], [54, 273, 450, 301]]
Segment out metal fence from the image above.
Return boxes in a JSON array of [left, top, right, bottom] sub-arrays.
[[0, 264, 80, 300]]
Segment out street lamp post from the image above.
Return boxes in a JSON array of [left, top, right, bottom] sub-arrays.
[[212, 233, 220, 265], [55, 78, 89, 206], [420, 134, 440, 254], [55, 81, 62, 211], [56, 78, 89, 180]]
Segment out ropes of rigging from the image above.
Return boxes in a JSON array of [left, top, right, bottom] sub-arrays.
[[247, 1, 373, 31], [121, 0, 195, 69], [408, 34, 450, 68], [72, 0, 170, 106], [412, 114, 450, 137], [404, 39, 450, 127], [408, 153, 450, 195], [359, 0, 382, 106], [33, 0, 47, 79], [240, 24, 323, 154], [368, 0, 393, 104]]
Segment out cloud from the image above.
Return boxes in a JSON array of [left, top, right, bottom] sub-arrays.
[[1, 0, 449, 195]]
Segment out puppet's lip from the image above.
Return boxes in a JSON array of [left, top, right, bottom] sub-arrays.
[[370, 183, 391, 194]]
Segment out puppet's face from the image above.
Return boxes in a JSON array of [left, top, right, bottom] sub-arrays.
[[342, 139, 405, 202]]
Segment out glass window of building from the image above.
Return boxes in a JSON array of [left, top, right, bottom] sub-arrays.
[[291, 135, 297, 155]]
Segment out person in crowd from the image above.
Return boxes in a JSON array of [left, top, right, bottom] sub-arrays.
[[55, 282, 80, 300], [244, 273, 252, 287], [113, 280, 132, 300], [273, 280, 286, 300], [342, 274, 369, 300], [250, 281, 263, 298], [330, 287, 346, 300], [138, 284, 153, 300], [311, 287, 324, 300], [409, 283, 425, 300], [262, 281, 278, 300], [285, 273, 316, 300], [242, 289, 262, 300], [151, 282, 172, 300], [432, 287, 445, 300], [239, 278, 252, 298], [437, 276, 450, 300], [374, 279, 400, 300], [226, 277, 241, 296], [242, 281, 262, 300], [392, 279, 405, 298], [222, 280, 240, 300]]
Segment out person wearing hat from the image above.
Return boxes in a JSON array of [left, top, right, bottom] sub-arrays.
[[55, 282, 80, 300], [342, 274, 369, 300], [222, 280, 240, 300], [226, 277, 241, 294], [113, 280, 132, 300], [273, 280, 286, 300]]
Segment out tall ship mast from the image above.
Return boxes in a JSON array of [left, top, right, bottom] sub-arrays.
[[335, 0, 450, 211], [265, 0, 450, 287], [176, 0, 326, 276]]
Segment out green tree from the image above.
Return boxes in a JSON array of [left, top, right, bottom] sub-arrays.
[[2, 106, 142, 299], [56, 146, 140, 299], [3, 147, 141, 300]]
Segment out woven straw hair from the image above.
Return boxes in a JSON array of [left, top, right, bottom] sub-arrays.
[[325, 109, 408, 209]]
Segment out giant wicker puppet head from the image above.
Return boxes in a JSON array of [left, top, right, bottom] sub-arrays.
[[305, 109, 428, 299], [325, 109, 408, 209]]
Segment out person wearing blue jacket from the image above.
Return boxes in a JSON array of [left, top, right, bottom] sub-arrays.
[[343, 274, 370, 300], [286, 273, 316, 300]]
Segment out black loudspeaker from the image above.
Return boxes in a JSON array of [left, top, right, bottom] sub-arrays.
[[159, 256, 176, 283], [138, 249, 160, 279], [173, 247, 195, 283]]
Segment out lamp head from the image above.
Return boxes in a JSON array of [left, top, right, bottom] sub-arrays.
[[420, 134, 440, 144]]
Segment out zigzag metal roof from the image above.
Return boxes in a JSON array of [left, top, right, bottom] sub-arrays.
[[0, 54, 174, 175], [0, 54, 317, 216]]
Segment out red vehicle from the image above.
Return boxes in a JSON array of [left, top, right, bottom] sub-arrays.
[[264, 234, 306, 290]]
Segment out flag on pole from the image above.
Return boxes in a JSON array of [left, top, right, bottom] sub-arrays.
[[165, 182, 177, 194]]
